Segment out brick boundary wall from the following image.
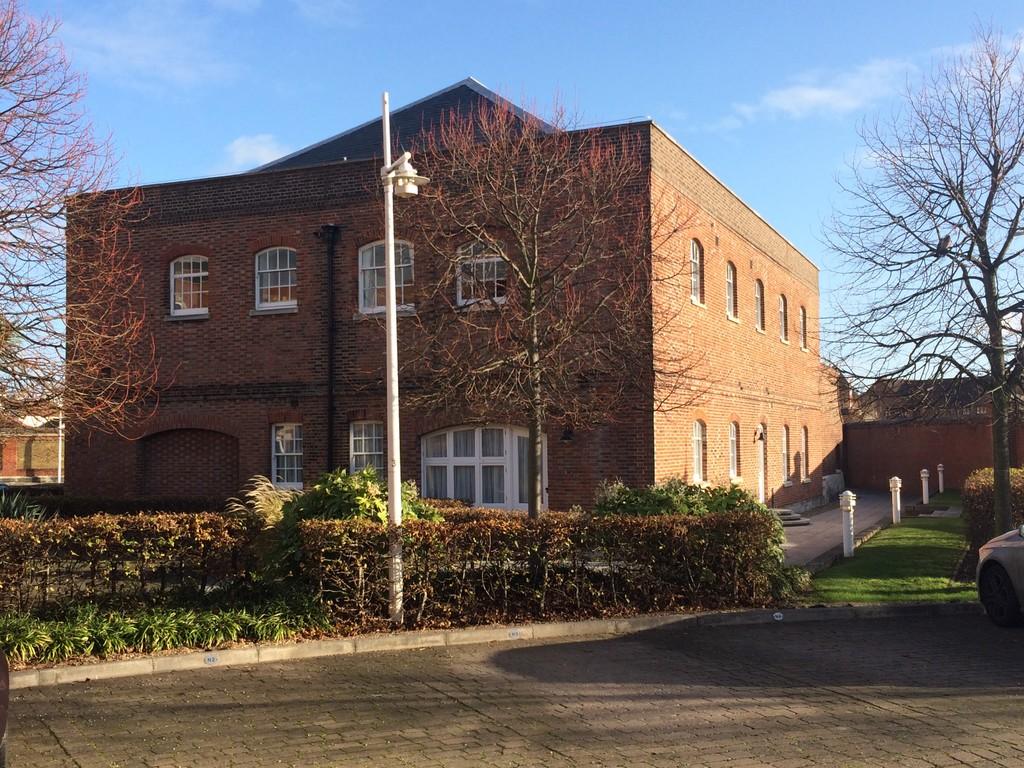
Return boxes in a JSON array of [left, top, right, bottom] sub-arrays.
[[843, 419, 1024, 493]]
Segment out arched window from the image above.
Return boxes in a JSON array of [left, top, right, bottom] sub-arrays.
[[781, 425, 790, 483], [692, 420, 707, 482], [457, 242, 508, 306], [726, 262, 738, 319], [799, 306, 808, 349], [779, 294, 789, 342], [690, 239, 704, 304], [255, 247, 297, 309], [801, 426, 809, 481], [754, 279, 765, 331], [359, 241, 414, 313], [169, 255, 208, 316], [421, 424, 546, 510], [729, 421, 740, 479]]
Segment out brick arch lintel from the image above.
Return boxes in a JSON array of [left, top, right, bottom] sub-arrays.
[[130, 414, 241, 442]]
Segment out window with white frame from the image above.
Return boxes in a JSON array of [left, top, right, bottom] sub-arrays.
[[421, 425, 546, 510], [729, 421, 740, 479], [779, 294, 789, 342], [170, 255, 208, 316], [690, 239, 704, 303], [359, 241, 413, 313], [255, 247, 297, 309], [754, 279, 765, 331], [272, 423, 303, 489], [799, 306, 808, 349], [350, 421, 385, 475], [456, 242, 508, 306], [726, 261, 737, 318], [781, 425, 790, 483], [801, 426, 809, 481], [692, 420, 707, 482]]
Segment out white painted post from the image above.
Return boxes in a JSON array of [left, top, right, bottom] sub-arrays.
[[920, 469, 930, 505], [937, 464, 945, 494], [889, 476, 902, 525], [840, 490, 856, 558]]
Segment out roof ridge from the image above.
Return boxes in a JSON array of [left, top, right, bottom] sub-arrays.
[[252, 77, 529, 173]]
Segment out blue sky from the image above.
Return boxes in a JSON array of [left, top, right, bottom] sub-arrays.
[[26, 0, 1024, 301]]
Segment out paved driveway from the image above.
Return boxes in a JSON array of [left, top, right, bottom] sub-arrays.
[[11, 614, 1024, 767]]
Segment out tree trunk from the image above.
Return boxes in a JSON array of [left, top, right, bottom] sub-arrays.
[[991, 386, 1013, 534], [527, 312, 544, 519]]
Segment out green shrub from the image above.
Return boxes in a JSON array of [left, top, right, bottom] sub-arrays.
[[962, 467, 1024, 551], [283, 467, 443, 525], [299, 506, 793, 630], [593, 477, 764, 517]]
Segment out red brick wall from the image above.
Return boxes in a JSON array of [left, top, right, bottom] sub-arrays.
[[65, 150, 651, 508], [648, 126, 843, 509], [844, 419, 1016, 493], [138, 429, 239, 498], [66, 122, 840, 510]]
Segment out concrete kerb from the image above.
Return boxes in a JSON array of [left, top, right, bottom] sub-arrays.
[[9, 600, 985, 690]]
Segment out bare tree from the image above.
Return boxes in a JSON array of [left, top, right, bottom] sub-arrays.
[[0, 1, 155, 430], [399, 99, 699, 517], [830, 30, 1024, 533]]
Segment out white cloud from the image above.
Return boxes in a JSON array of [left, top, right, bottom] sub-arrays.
[[698, 58, 914, 133], [59, 1, 236, 91], [290, 0, 359, 27], [222, 134, 290, 171]]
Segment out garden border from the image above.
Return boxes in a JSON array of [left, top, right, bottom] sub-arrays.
[[10, 600, 984, 689]]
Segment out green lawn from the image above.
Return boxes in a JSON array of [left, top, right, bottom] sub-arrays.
[[927, 489, 962, 507], [809, 515, 976, 604]]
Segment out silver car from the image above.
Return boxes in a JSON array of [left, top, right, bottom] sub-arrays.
[[977, 524, 1024, 626]]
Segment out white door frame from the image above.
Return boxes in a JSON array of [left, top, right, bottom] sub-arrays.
[[756, 426, 766, 504]]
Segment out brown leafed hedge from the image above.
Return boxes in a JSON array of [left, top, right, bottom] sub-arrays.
[[299, 507, 793, 632], [0, 513, 255, 612], [962, 468, 1024, 552]]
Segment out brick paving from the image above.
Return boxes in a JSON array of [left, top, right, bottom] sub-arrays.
[[10, 614, 1024, 767]]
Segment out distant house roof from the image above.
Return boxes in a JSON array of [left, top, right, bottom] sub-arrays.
[[254, 77, 541, 173], [860, 377, 992, 417]]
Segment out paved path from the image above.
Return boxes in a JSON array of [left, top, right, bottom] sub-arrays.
[[783, 491, 892, 567], [11, 614, 1024, 767]]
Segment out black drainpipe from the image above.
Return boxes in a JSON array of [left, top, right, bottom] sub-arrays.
[[317, 224, 340, 470]]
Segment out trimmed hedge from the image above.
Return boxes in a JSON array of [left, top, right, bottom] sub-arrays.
[[31, 495, 225, 517], [0, 513, 255, 612], [962, 468, 1024, 551], [299, 507, 794, 632]]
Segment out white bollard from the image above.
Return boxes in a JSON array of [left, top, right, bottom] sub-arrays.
[[840, 490, 856, 558], [937, 464, 945, 494], [921, 469, 930, 505], [889, 476, 902, 525]]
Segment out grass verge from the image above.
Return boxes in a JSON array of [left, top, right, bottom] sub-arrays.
[[809, 515, 976, 604]]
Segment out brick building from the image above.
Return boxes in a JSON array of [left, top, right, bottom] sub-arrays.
[[67, 78, 842, 511]]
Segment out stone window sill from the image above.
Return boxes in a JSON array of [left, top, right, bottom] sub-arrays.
[[727, 314, 740, 324], [250, 306, 298, 317], [165, 312, 209, 322]]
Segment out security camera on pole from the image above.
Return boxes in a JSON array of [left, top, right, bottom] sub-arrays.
[[380, 91, 429, 625]]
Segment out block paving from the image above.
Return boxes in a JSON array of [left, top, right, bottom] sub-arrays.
[[11, 614, 1024, 767]]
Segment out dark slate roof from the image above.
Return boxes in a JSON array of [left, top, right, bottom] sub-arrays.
[[254, 77, 539, 173]]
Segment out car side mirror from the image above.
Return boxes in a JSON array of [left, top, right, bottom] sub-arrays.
[[1019, 524, 1024, 538]]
